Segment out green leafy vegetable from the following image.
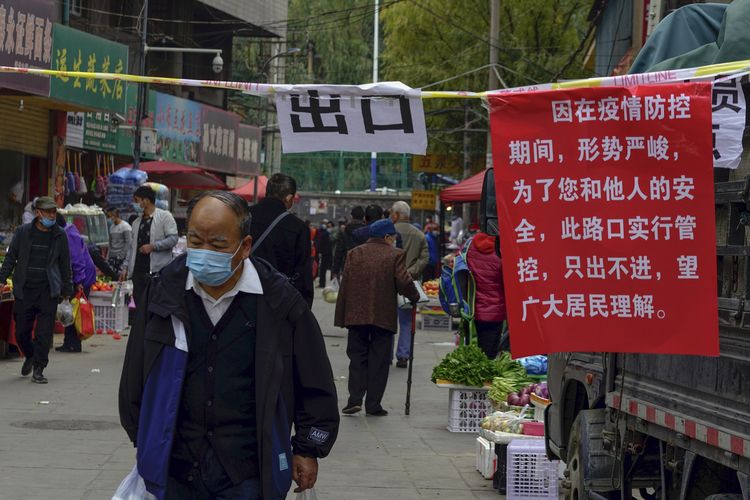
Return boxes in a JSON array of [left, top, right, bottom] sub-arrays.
[[431, 344, 496, 387]]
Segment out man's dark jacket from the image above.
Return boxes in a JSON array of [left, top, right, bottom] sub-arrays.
[[249, 198, 314, 306], [118, 255, 339, 500], [314, 228, 332, 257], [332, 220, 366, 274], [0, 220, 73, 300]]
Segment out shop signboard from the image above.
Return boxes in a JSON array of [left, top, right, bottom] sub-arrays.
[[154, 91, 201, 166], [411, 190, 437, 211], [412, 154, 462, 175], [83, 111, 118, 152], [65, 111, 84, 149], [50, 24, 127, 113], [236, 124, 261, 176], [200, 105, 240, 174], [0, 0, 56, 96]]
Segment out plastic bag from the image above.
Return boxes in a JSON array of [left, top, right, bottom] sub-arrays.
[[112, 464, 157, 500], [71, 291, 95, 340], [295, 489, 318, 500], [517, 355, 548, 375], [56, 299, 75, 327], [322, 278, 339, 304]]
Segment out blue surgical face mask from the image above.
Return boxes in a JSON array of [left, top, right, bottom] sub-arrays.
[[40, 217, 56, 228], [186, 244, 243, 286], [132, 203, 143, 214]]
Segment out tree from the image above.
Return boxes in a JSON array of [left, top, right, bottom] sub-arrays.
[[381, 0, 595, 156]]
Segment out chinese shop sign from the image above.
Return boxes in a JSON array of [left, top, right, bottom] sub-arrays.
[[274, 83, 427, 154], [115, 83, 156, 158], [236, 124, 261, 176], [411, 190, 437, 211], [83, 111, 118, 152], [154, 92, 201, 166], [0, 0, 55, 95], [50, 24, 127, 113], [412, 155, 462, 175], [200, 105, 240, 174], [490, 83, 718, 357]]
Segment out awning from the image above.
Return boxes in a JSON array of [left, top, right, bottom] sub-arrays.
[[439, 171, 485, 204], [126, 161, 227, 190], [231, 176, 268, 202]]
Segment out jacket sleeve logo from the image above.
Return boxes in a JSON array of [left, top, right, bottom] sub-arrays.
[[308, 427, 330, 445]]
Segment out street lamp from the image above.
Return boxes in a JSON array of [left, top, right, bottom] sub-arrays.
[[261, 47, 302, 82]]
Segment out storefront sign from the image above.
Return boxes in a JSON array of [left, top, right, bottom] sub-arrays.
[[0, 0, 55, 96], [490, 83, 718, 357], [411, 190, 437, 211], [65, 111, 84, 148], [274, 83, 427, 154], [412, 155, 462, 175], [711, 77, 746, 169], [83, 111, 118, 152], [236, 124, 261, 176], [50, 24, 127, 113], [200, 105, 239, 174], [154, 92, 200, 166]]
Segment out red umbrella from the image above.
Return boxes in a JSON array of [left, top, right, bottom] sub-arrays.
[[125, 161, 227, 190], [231, 176, 268, 202], [439, 170, 486, 204]]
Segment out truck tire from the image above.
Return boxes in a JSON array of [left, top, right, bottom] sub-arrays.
[[565, 409, 618, 500]]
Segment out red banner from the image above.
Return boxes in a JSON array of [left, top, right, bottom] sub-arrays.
[[489, 83, 718, 357]]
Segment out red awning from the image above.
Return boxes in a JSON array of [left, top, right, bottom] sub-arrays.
[[439, 171, 486, 204], [125, 161, 227, 190], [231, 176, 268, 202]]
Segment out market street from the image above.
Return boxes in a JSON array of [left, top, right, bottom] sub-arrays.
[[0, 292, 497, 500]]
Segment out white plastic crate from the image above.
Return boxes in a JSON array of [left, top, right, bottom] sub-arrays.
[[447, 387, 492, 433], [421, 313, 451, 331], [475, 436, 497, 480], [92, 303, 128, 333], [506, 439, 559, 499]]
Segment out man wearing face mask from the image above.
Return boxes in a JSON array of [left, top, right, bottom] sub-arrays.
[[248, 173, 313, 306], [106, 207, 131, 275], [0, 197, 73, 383], [118, 191, 339, 500], [121, 185, 178, 304]]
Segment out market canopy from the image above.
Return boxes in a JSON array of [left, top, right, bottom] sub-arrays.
[[129, 161, 227, 190], [439, 170, 486, 204], [231, 176, 268, 202]]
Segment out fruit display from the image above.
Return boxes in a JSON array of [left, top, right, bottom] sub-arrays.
[[423, 279, 439, 298], [506, 382, 549, 407], [92, 278, 115, 292]]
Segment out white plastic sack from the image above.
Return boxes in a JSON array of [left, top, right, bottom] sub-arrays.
[[56, 299, 74, 327], [296, 488, 318, 500], [112, 465, 156, 500], [322, 278, 339, 304]]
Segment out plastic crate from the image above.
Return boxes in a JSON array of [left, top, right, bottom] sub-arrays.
[[421, 313, 451, 331], [90, 295, 129, 333], [447, 387, 492, 433], [506, 439, 559, 499], [89, 288, 126, 308], [475, 436, 496, 479]]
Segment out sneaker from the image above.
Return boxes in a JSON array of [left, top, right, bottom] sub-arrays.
[[55, 345, 82, 353], [396, 358, 408, 368], [31, 367, 48, 384], [341, 403, 362, 415], [21, 357, 33, 377], [366, 409, 389, 417]]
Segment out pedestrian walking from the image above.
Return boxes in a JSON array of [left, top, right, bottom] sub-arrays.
[[56, 214, 96, 353], [248, 173, 314, 306], [391, 201, 429, 368], [315, 220, 333, 288], [466, 232, 507, 358], [335, 218, 420, 417], [0, 197, 73, 383], [121, 185, 178, 305], [332, 207, 366, 279], [105, 207, 131, 274], [118, 191, 339, 500]]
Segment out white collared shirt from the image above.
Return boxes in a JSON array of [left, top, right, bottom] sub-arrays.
[[185, 258, 263, 325]]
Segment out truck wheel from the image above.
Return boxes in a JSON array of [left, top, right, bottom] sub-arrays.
[[565, 409, 618, 500]]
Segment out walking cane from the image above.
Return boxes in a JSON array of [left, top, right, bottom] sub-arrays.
[[405, 302, 417, 416]]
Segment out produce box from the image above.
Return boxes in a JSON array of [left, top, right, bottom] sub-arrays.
[[507, 439, 560, 500], [420, 313, 451, 331], [447, 386, 493, 433], [475, 436, 496, 480]]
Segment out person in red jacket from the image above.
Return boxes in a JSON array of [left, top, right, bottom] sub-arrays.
[[466, 232, 507, 359]]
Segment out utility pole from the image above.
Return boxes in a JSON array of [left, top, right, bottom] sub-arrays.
[[489, 0, 500, 92], [462, 102, 471, 224], [133, 0, 149, 169], [307, 40, 315, 81], [370, 0, 379, 192]]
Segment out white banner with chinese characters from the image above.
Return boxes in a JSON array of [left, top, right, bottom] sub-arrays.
[[274, 82, 427, 154], [711, 77, 746, 169]]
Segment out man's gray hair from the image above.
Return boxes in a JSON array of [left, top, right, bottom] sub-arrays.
[[392, 201, 411, 218], [187, 191, 252, 237]]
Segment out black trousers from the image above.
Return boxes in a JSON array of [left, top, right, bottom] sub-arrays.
[[346, 325, 393, 413], [131, 271, 151, 306], [15, 286, 57, 369], [165, 448, 261, 500], [476, 320, 502, 360], [318, 253, 332, 287], [62, 285, 91, 350]]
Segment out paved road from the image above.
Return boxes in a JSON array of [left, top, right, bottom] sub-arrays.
[[0, 292, 499, 499]]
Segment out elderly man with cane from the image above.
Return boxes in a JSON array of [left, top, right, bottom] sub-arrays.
[[335, 218, 420, 417]]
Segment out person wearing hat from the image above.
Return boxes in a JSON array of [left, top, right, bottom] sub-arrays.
[[0, 197, 73, 383], [334, 218, 420, 416]]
